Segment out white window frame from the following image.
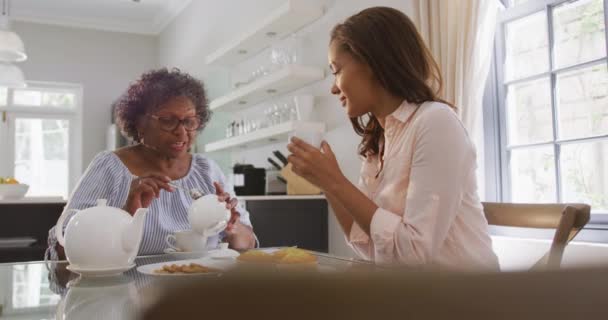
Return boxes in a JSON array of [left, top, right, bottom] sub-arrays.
[[494, 0, 608, 205], [0, 81, 83, 198], [486, 0, 608, 241]]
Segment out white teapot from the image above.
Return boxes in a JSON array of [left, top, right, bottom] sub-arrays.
[[55, 199, 147, 269], [188, 194, 231, 237]]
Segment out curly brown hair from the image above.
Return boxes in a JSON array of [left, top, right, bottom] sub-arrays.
[[114, 68, 210, 142]]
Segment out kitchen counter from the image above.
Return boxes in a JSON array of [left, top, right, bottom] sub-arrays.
[[0, 196, 66, 204]]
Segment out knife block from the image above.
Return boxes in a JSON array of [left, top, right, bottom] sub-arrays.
[[265, 169, 287, 195], [280, 163, 322, 195]]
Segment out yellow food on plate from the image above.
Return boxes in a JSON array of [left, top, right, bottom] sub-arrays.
[[0, 177, 19, 184], [154, 263, 218, 274], [274, 248, 317, 265], [237, 250, 276, 263], [271, 247, 295, 260], [238, 248, 317, 265]]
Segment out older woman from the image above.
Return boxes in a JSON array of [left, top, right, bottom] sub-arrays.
[[47, 68, 256, 260]]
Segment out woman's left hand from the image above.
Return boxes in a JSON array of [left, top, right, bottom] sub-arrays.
[[287, 137, 346, 192], [213, 181, 240, 233]]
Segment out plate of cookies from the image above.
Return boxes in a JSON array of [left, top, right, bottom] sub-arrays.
[[137, 257, 236, 277]]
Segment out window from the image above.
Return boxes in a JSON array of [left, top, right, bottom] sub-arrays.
[[0, 82, 82, 199], [494, 0, 608, 213]]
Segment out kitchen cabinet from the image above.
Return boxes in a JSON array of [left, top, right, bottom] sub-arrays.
[[241, 196, 328, 252], [0, 200, 66, 263]]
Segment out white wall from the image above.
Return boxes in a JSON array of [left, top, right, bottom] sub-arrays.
[[13, 21, 158, 167]]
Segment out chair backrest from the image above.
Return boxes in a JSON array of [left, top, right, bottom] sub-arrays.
[[482, 202, 590, 269]]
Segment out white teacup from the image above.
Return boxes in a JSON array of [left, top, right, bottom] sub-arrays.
[[289, 127, 324, 149], [165, 230, 207, 252]]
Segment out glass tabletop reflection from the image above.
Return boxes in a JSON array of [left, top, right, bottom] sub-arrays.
[[0, 251, 373, 320]]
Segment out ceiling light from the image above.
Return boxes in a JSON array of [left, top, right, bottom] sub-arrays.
[[0, 0, 27, 62]]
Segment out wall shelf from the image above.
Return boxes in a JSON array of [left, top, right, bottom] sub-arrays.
[[204, 121, 325, 152], [210, 64, 324, 112], [204, 0, 324, 66], [0, 196, 66, 204]]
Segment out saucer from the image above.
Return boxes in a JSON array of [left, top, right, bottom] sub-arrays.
[[66, 263, 136, 277], [163, 248, 207, 258], [207, 248, 240, 259]]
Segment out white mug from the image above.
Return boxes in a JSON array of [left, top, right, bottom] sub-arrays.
[[165, 230, 207, 252], [289, 128, 324, 149]]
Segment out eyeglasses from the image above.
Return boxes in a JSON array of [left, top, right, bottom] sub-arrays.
[[148, 115, 201, 132]]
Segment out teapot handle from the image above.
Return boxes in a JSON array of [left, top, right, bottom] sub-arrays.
[[203, 220, 228, 238], [55, 200, 106, 247], [55, 208, 78, 247]]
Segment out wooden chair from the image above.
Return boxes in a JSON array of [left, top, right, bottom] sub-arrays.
[[482, 202, 590, 269]]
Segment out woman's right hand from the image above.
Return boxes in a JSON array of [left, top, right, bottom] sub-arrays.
[[124, 174, 174, 215]]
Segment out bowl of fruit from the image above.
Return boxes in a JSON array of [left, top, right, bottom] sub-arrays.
[[0, 178, 29, 200]]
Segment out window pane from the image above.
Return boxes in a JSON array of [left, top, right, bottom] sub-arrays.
[[507, 77, 553, 145], [553, 0, 606, 69], [510, 146, 557, 202], [505, 11, 550, 81], [14, 118, 69, 198], [557, 63, 608, 140], [13, 90, 75, 108], [0, 87, 7, 106], [15, 120, 31, 162], [561, 139, 608, 211], [510, 0, 534, 7], [13, 90, 41, 106], [42, 92, 76, 108]]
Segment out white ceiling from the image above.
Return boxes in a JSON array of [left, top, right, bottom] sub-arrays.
[[8, 0, 192, 35]]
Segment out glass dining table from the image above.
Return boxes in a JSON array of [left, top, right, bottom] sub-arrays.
[[0, 250, 375, 320]]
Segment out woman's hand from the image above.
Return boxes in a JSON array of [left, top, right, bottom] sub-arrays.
[[213, 181, 256, 250], [124, 174, 174, 215], [213, 181, 240, 233], [287, 137, 347, 192]]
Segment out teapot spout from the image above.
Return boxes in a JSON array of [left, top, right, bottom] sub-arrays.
[[121, 208, 147, 255]]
